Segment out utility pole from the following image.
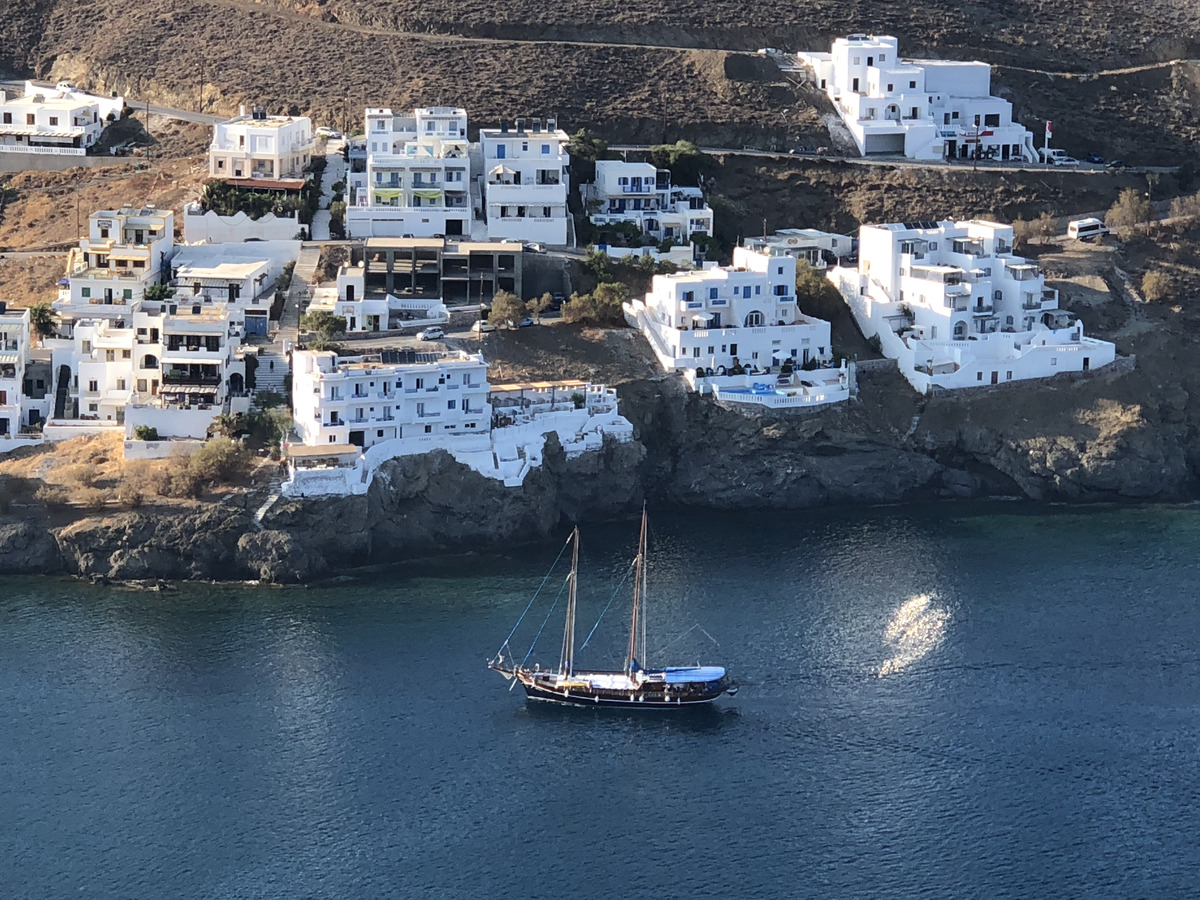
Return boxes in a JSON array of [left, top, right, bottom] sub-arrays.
[[145, 98, 152, 160]]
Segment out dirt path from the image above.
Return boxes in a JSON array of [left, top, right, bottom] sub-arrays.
[[197, 0, 756, 54], [994, 59, 1198, 79]]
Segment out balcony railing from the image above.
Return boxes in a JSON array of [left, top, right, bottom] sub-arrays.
[[162, 371, 220, 386]]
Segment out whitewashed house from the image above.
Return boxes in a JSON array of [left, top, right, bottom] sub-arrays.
[[292, 348, 490, 449], [208, 107, 314, 185], [56, 207, 175, 333], [306, 261, 393, 333], [743, 229, 856, 270], [0, 81, 124, 155], [347, 107, 472, 239], [625, 245, 834, 371], [828, 219, 1116, 392], [585, 161, 714, 246], [479, 117, 571, 245], [0, 305, 31, 437], [169, 241, 300, 337], [49, 300, 249, 439], [799, 35, 1036, 162]]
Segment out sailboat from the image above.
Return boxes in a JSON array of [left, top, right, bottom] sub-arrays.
[[488, 509, 737, 707]]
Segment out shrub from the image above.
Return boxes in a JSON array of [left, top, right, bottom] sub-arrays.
[[1141, 269, 1174, 302], [300, 310, 347, 339], [488, 290, 525, 327], [570, 392, 586, 409], [189, 438, 251, 487], [61, 463, 98, 489], [132, 425, 160, 441], [1106, 188, 1152, 230]]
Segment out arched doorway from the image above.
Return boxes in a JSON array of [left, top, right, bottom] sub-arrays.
[[743, 310, 764, 327]]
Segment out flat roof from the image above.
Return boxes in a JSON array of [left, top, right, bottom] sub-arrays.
[[174, 260, 268, 280], [288, 444, 360, 458], [491, 379, 588, 392]]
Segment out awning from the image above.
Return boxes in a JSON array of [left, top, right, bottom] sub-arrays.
[[412, 189, 443, 201], [489, 164, 515, 176], [372, 188, 403, 200], [692, 313, 713, 322]]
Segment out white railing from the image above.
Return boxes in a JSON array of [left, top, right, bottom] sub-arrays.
[[0, 144, 85, 156]]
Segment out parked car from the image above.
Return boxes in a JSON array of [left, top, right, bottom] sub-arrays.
[[417, 326, 445, 341], [1052, 156, 1080, 167], [1106, 159, 1129, 171], [518, 317, 535, 328], [522, 242, 544, 253], [1084, 153, 1105, 164], [471, 320, 496, 334]]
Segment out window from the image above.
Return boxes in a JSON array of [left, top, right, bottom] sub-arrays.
[[879, 54, 886, 61], [743, 311, 764, 327], [122, 289, 132, 300], [909, 80, 917, 89], [122, 349, 131, 359], [424, 425, 432, 434], [707, 346, 714, 354], [105, 350, 115, 362], [541, 144, 550, 154], [977, 372, 983, 381], [693, 347, 700, 358], [521, 142, 528, 152], [754, 285, 761, 296], [137, 379, 147, 392], [887, 84, 893, 92], [777, 266, 784, 275], [774, 285, 788, 296], [81, 287, 91, 298], [1, 113, 9, 124], [26, 114, 34, 125], [116, 379, 126, 391], [984, 113, 1000, 128], [944, 113, 951, 125], [1051, 357, 1057, 366], [88, 403, 98, 412], [952, 111, 959, 120], [88, 380, 98, 392], [447, 399, 456, 410], [709, 288, 719, 300], [1006, 371, 1013, 380], [853, 56, 860, 64]]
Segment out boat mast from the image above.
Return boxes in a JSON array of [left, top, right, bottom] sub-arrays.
[[627, 507, 648, 673], [559, 527, 580, 677]]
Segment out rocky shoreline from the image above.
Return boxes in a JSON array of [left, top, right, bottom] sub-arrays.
[[0, 364, 1194, 584]]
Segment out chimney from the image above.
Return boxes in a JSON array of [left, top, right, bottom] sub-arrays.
[[532, 117, 542, 133], [515, 117, 525, 134], [546, 116, 557, 133], [239, 104, 246, 117], [500, 120, 509, 134]]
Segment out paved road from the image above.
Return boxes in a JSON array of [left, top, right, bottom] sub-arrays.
[[609, 143, 1177, 174]]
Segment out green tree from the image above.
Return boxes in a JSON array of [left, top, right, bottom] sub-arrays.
[[329, 200, 347, 240], [27, 302, 57, 345], [1035, 211, 1057, 243], [207, 412, 242, 439], [143, 284, 174, 303], [488, 290, 526, 327], [526, 292, 553, 322], [567, 129, 611, 183], [591, 282, 628, 321], [648, 140, 712, 185], [132, 425, 159, 441], [1106, 188, 1152, 231], [300, 309, 347, 340]]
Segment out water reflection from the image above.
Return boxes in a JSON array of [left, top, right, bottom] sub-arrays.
[[878, 594, 949, 677]]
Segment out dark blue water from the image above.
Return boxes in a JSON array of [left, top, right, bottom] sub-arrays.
[[4, 503, 1200, 898]]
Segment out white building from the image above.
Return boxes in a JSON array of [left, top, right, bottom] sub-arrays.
[[625, 245, 832, 372], [585, 161, 714, 246], [743, 229, 856, 270], [347, 107, 472, 239], [292, 349, 489, 448], [828, 219, 1116, 392], [479, 117, 571, 245], [306, 262, 394, 333], [0, 305, 30, 437], [169, 241, 301, 337], [50, 299, 249, 439], [56, 207, 175, 332], [0, 81, 124, 155], [208, 107, 314, 185], [799, 35, 1036, 162]]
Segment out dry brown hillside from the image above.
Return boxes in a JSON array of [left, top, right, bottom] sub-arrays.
[[2, 0, 1199, 160]]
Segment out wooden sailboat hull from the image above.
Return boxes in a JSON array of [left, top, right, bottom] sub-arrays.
[[515, 669, 732, 708]]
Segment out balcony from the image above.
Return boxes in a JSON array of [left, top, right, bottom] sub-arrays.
[[162, 370, 220, 386], [971, 304, 995, 316]]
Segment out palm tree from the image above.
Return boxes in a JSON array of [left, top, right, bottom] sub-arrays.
[[27, 303, 58, 346], [208, 412, 241, 439]]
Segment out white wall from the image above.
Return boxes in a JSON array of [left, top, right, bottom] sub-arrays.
[[182, 208, 303, 243]]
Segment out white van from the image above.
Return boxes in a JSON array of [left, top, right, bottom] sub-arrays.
[[1067, 217, 1109, 241]]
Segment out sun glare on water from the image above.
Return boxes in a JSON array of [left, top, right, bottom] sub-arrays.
[[878, 593, 949, 677]]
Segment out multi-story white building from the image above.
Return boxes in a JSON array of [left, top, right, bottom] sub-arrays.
[[208, 107, 314, 184], [292, 349, 489, 448], [347, 107, 472, 239], [53, 300, 248, 436], [625, 245, 832, 372], [743, 229, 856, 270], [479, 117, 571, 245], [0, 305, 31, 437], [56, 207, 175, 332], [799, 35, 1036, 162], [584, 160, 714, 247], [828, 219, 1116, 391], [169, 241, 301, 337], [0, 81, 124, 156]]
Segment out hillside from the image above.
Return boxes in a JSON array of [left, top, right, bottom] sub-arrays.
[[2, 0, 1199, 160]]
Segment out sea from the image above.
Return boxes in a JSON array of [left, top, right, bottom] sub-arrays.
[[3, 502, 1200, 899]]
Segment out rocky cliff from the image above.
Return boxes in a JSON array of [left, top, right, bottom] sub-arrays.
[[0, 361, 1194, 583]]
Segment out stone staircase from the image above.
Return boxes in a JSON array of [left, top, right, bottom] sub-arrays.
[[255, 350, 289, 395]]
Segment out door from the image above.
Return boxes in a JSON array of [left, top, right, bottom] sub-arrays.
[[945, 140, 957, 158], [1083, 357, 1090, 371], [345, 284, 355, 303], [446, 219, 463, 236], [349, 430, 365, 447], [991, 371, 998, 385]]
